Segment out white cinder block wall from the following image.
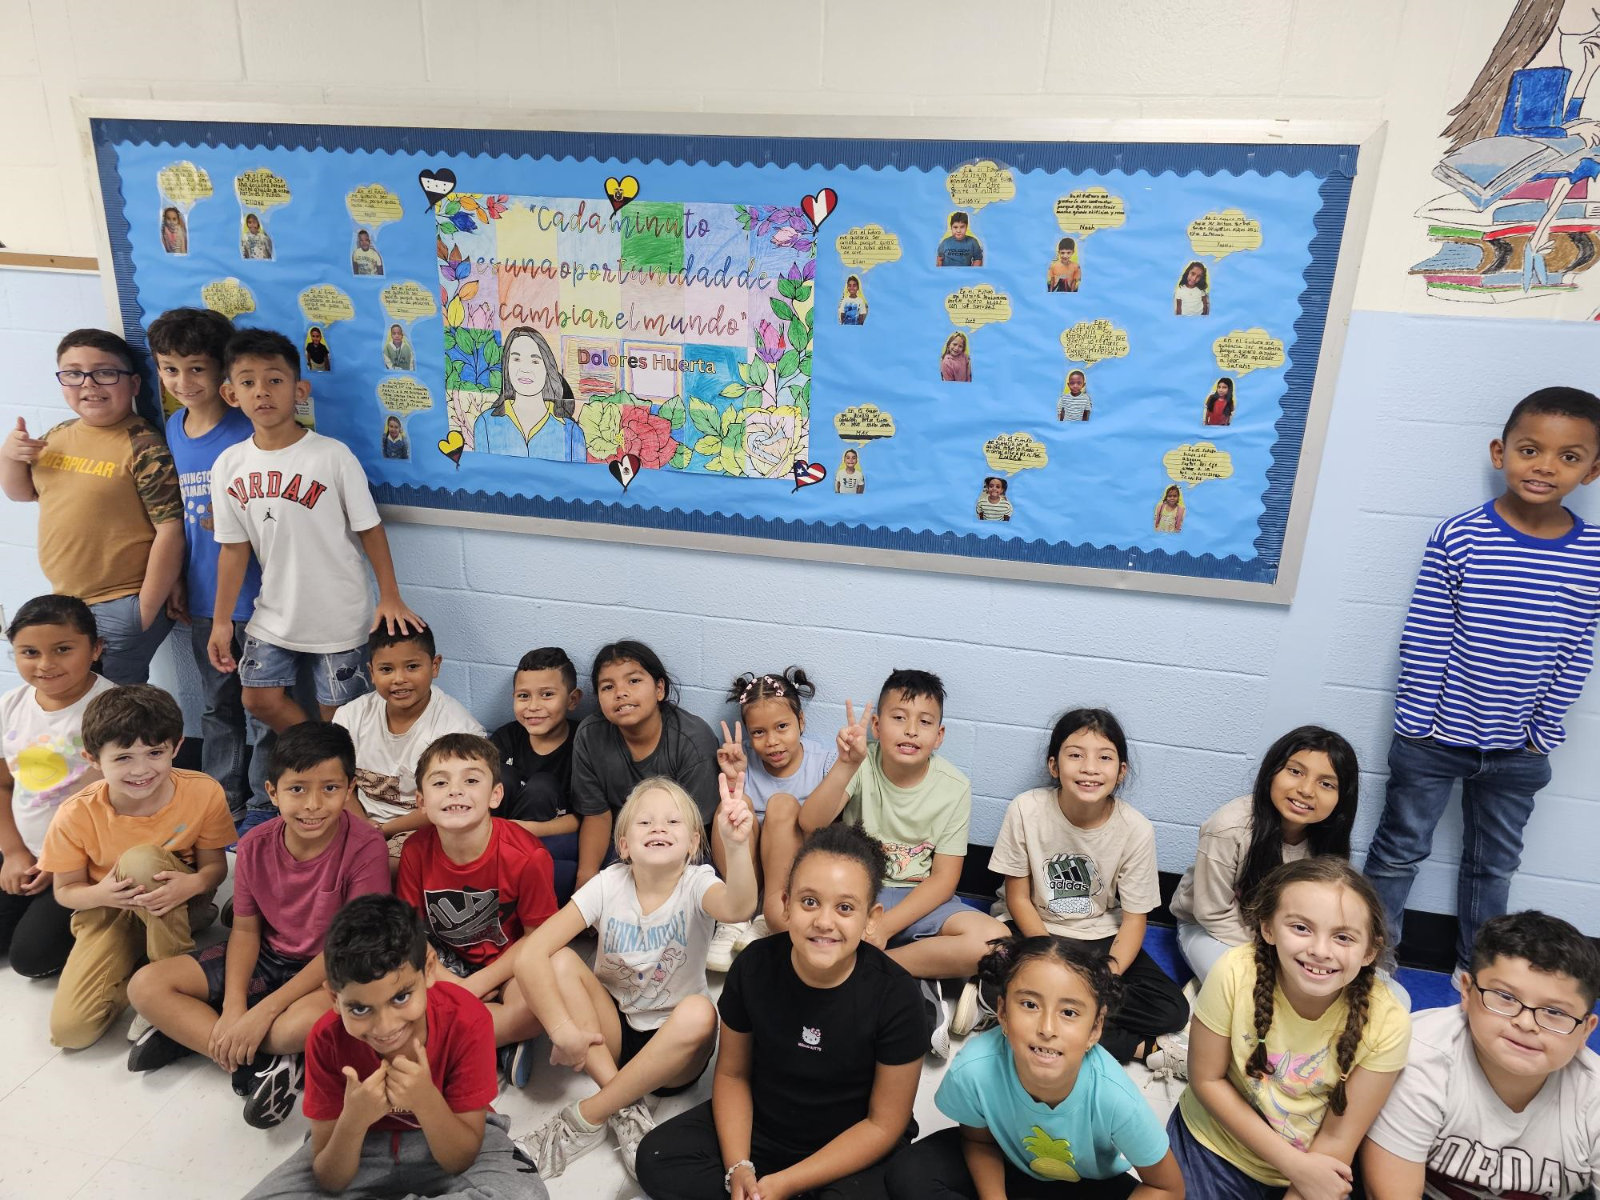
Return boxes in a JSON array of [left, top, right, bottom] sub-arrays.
[[4, 0, 1599, 930]]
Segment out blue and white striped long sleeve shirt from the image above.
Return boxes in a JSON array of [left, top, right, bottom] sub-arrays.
[[1394, 501, 1600, 752]]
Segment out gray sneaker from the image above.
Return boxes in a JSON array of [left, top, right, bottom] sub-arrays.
[[517, 1102, 606, 1179], [608, 1099, 657, 1180]]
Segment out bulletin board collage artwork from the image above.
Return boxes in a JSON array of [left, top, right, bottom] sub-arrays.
[[89, 117, 1360, 594]]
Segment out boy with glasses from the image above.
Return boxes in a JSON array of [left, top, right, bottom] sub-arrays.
[[0, 329, 182, 684], [1362, 911, 1600, 1198]]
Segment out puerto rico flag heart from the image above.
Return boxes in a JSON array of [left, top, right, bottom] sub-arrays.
[[801, 188, 838, 231], [791, 459, 827, 491]]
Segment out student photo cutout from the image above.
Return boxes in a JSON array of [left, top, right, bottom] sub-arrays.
[[382, 415, 410, 460], [977, 475, 1013, 521], [1174, 260, 1209, 316], [240, 211, 273, 260], [941, 332, 972, 382], [1047, 237, 1080, 291], [1058, 369, 1091, 422], [835, 448, 865, 493], [839, 275, 868, 325], [304, 326, 331, 373], [1203, 377, 1235, 427], [1154, 484, 1185, 532], [936, 211, 984, 267], [351, 228, 385, 276], [160, 206, 188, 255]]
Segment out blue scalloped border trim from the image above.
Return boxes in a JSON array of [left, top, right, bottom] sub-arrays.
[[91, 118, 1356, 586]]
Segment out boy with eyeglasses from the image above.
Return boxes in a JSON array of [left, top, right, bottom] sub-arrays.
[[0, 329, 183, 684], [1362, 911, 1600, 1198]]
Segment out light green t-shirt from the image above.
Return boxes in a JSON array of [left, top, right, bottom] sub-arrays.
[[843, 743, 971, 886]]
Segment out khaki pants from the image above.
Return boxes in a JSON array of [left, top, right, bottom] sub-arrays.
[[50, 844, 206, 1049]]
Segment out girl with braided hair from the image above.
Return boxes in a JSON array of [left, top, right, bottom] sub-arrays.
[[1168, 857, 1412, 1200]]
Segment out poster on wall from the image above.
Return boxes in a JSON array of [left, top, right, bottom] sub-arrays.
[[89, 115, 1364, 597]]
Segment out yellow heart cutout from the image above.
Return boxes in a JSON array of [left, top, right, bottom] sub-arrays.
[[605, 176, 641, 203], [437, 430, 465, 458]]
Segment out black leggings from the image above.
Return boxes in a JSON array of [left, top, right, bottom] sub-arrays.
[[0, 862, 75, 978], [886, 1128, 1138, 1200], [636, 1100, 907, 1200]]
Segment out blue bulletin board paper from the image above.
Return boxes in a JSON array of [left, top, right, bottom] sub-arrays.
[[89, 115, 1362, 598]]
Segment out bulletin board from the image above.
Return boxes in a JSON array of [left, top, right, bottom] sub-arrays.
[[83, 107, 1377, 601]]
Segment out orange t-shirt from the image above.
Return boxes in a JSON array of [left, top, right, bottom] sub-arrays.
[[32, 414, 182, 604], [37, 768, 237, 882]]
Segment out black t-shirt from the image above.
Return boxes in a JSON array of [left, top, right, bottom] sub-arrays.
[[719, 934, 927, 1158], [491, 718, 576, 824]]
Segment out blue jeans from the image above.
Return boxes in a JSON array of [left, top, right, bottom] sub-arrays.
[[187, 616, 269, 818], [1364, 732, 1551, 969], [90, 594, 173, 685]]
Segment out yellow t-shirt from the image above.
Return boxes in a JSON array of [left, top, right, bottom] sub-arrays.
[[37, 769, 237, 882], [1176, 943, 1411, 1186]]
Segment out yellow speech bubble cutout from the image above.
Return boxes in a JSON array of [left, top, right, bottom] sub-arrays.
[[983, 432, 1049, 477], [835, 225, 902, 272], [158, 162, 213, 206], [1059, 319, 1130, 366], [945, 285, 1012, 332], [347, 183, 404, 229], [1163, 442, 1234, 488], [200, 278, 256, 319], [377, 377, 434, 416], [234, 168, 292, 210], [298, 285, 356, 327], [1213, 328, 1285, 377], [946, 160, 1016, 212], [381, 281, 439, 324], [833, 403, 897, 446], [1187, 208, 1262, 260], [1054, 188, 1126, 238]]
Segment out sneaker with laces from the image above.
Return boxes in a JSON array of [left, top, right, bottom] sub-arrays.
[[950, 975, 999, 1038], [518, 1102, 606, 1179], [920, 979, 952, 1059], [242, 1052, 305, 1129], [609, 1098, 657, 1180], [127, 1024, 191, 1073], [1144, 1029, 1190, 1082], [734, 915, 770, 950], [707, 920, 749, 973]]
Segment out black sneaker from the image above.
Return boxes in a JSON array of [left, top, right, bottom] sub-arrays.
[[920, 979, 952, 1059], [127, 1024, 192, 1073], [241, 1053, 304, 1129]]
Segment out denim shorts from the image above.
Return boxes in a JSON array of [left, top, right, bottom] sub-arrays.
[[877, 885, 973, 946], [238, 635, 370, 707]]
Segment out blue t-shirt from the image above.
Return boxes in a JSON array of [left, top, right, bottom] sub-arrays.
[[936, 1027, 1169, 1181], [937, 235, 983, 267], [742, 733, 837, 817], [166, 407, 261, 620]]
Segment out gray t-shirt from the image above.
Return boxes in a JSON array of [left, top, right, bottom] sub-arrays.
[[1367, 1005, 1600, 1198], [989, 787, 1159, 941], [570, 703, 721, 823], [743, 733, 837, 817]]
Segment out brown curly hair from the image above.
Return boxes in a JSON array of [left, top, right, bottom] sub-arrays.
[[1241, 856, 1387, 1117]]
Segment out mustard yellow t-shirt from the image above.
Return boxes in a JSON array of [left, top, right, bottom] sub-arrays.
[[1176, 943, 1411, 1185], [37, 769, 237, 883]]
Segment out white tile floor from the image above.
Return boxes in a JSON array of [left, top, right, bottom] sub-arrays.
[[0, 896, 1183, 1199]]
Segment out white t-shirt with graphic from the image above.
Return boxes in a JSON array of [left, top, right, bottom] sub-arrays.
[[572, 861, 717, 1031], [332, 688, 484, 823], [1368, 1004, 1600, 1198], [1, 675, 117, 855], [989, 787, 1159, 940]]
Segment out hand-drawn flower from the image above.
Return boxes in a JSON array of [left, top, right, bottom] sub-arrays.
[[620, 405, 678, 470], [485, 195, 509, 219], [784, 260, 816, 283], [755, 320, 786, 364], [742, 405, 807, 478]]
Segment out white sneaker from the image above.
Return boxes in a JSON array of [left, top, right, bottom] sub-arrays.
[[516, 1102, 606, 1179], [1145, 1028, 1190, 1082], [735, 914, 770, 950], [950, 976, 999, 1038], [920, 980, 952, 1059], [707, 920, 749, 973], [127, 1013, 152, 1043], [608, 1098, 657, 1180]]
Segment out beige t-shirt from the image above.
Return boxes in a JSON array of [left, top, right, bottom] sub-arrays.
[[1169, 794, 1311, 946], [988, 787, 1159, 940]]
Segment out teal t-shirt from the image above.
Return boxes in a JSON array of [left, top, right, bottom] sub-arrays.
[[935, 1027, 1169, 1181]]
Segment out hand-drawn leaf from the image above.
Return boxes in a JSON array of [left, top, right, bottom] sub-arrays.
[[659, 396, 686, 430], [718, 382, 745, 399], [689, 398, 721, 435], [769, 298, 796, 323], [776, 349, 799, 378], [457, 280, 479, 301]]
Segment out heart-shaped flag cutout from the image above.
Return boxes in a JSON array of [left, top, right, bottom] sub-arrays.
[[800, 188, 838, 231], [437, 429, 465, 467], [609, 453, 643, 491], [605, 175, 641, 214], [791, 459, 827, 492], [419, 168, 457, 211]]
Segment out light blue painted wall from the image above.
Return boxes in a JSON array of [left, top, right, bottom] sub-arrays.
[[2, 267, 1597, 927]]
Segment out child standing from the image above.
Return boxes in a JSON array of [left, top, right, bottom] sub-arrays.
[[1171, 726, 1359, 983], [1364, 387, 1600, 969], [1170, 858, 1411, 1200], [125, 722, 389, 1128], [241, 894, 541, 1199], [1047, 237, 1082, 292], [398, 733, 556, 1063], [978, 709, 1189, 1066], [333, 625, 482, 863], [149, 306, 268, 823], [514, 774, 757, 1178], [637, 823, 928, 1200], [0, 596, 115, 978], [37, 685, 237, 1049], [1174, 262, 1210, 315], [0, 328, 183, 684], [887, 937, 1183, 1200], [800, 670, 1009, 1057], [491, 647, 583, 903], [839, 275, 869, 325], [208, 328, 423, 733], [710, 667, 838, 964], [570, 640, 721, 890], [1362, 910, 1600, 1199]]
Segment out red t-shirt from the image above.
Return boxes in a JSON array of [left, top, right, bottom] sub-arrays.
[[303, 979, 496, 1132], [234, 811, 391, 959], [396, 818, 557, 971]]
